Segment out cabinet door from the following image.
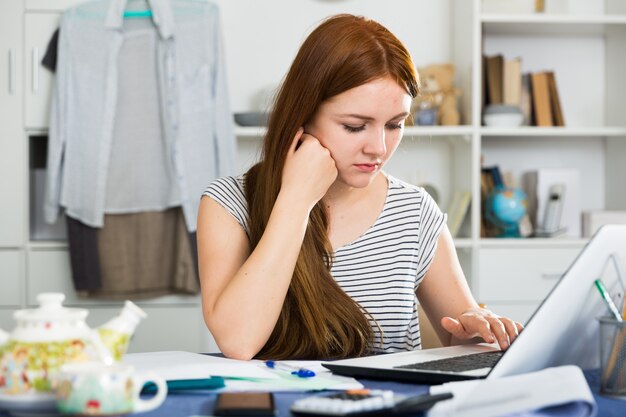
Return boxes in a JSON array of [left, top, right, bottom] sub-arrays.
[[25, 0, 87, 12], [87, 306, 216, 353], [25, 12, 60, 129], [0, 0, 25, 247], [477, 247, 582, 302], [0, 251, 23, 306], [0, 310, 15, 334]]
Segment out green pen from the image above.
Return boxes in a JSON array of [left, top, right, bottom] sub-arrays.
[[594, 279, 623, 322], [142, 377, 226, 394]]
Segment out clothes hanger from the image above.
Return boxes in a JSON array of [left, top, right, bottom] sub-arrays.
[[123, 0, 153, 19]]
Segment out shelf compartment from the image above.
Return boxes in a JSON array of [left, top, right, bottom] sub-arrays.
[[480, 127, 626, 137], [481, 14, 626, 36], [235, 125, 476, 139]]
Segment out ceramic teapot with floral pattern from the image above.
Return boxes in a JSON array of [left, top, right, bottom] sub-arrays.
[[0, 293, 146, 397]]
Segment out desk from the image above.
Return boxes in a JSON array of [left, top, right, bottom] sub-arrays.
[[0, 371, 623, 416], [140, 370, 624, 417]]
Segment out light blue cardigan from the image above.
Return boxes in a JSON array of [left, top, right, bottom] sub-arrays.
[[44, 0, 236, 231]]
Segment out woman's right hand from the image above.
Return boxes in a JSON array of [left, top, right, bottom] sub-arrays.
[[281, 128, 337, 210]]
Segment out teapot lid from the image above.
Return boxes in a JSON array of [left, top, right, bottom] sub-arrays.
[[14, 293, 88, 322]]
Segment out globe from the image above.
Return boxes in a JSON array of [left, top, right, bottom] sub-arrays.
[[486, 187, 527, 237]]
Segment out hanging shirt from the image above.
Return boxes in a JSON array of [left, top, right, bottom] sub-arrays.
[[45, 0, 236, 231], [203, 174, 447, 353], [105, 26, 180, 212]]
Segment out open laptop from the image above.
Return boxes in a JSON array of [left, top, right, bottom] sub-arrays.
[[322, 225, 626, 384]]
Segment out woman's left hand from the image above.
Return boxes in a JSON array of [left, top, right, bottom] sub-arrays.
[[440, 307, 524, 350]]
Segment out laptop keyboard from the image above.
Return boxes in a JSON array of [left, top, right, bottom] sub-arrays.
[[395, 351, 504, 372]]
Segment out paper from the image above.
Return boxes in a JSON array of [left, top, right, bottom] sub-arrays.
[[124, 351, 279, 380], [427, 365, 596, 417], [123, 352, 363, 392], [222, 360, 363, 392]]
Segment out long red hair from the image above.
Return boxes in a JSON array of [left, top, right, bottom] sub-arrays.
[[247, 14, 419, 360]]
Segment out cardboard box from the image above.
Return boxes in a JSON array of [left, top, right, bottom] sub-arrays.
[[523, 169, 581, 237], [583, 211, 626, 238]]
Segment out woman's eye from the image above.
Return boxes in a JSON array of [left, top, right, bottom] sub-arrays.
[[343, 124, 366, 133], [386, 123, 403, 130]]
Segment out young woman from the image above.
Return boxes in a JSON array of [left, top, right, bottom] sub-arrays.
[[197, 14, 523, 361]]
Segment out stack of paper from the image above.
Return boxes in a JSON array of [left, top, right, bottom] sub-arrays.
[[427, 365, 595, 417], [124, 351, 362, 392]]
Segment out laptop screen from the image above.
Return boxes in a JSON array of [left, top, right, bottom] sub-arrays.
[[488, 225, 626, 379]]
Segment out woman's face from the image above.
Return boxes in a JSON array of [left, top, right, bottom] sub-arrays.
[[305, 77, 412, 189]]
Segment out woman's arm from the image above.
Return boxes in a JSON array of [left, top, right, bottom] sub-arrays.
[[197, 130, 337, 360], [416, 226, 523, 350]]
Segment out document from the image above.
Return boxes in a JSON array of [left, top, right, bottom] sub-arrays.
[[428, 365, 596, 417], [124, 351, 363, 392], [124, 351, 280, 380]]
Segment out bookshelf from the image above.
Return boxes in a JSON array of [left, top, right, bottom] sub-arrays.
[[229, 1, 626, 324], [474, 1, 626, 321], [238, 1, 626, 323]]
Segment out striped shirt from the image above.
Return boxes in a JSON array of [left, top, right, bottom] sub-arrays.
[[203, 174, 446, 353]]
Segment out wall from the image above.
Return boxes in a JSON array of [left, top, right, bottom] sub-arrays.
[[216, 0, 452, 112]]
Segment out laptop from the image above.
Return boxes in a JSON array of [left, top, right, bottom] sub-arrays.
[[323, 225, 626, 384]]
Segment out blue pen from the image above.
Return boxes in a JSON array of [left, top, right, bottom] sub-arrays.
[[265, 360, 316, 378]]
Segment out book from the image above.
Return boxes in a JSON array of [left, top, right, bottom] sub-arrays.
[[480, 166, 504, 237], [547, 71, 565, 126], [485, 54, 504, 105], [482, 55, 488, 111], [447, 190, 471, 238], [519, 73, 534, 126], [530, 72, 553, 127], [503, 57, 522, 106]]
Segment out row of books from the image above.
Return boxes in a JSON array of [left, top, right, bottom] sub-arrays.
[[483, 54, 565, 127]]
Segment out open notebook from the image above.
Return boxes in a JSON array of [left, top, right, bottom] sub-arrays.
[[323, 225, 626, 384]]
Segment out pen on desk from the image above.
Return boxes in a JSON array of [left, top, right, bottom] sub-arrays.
[[142, 377, 225, 393], [594, 279, 623, 322], [265, 360, 316, 378]]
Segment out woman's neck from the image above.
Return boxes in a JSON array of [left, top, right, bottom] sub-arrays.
[[323, 173, 387, 210]]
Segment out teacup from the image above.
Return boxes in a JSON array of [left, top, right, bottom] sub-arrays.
[[54, 362, 167, 415]]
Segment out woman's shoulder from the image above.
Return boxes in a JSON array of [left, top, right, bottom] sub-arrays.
[[384, 174, 441, 212], [385, 174, 425, 196], [204, 175, 246, 199], [203, 175, 250, 234]]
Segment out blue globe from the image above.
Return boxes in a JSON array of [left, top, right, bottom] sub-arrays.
[[486, 187, 527, 237]]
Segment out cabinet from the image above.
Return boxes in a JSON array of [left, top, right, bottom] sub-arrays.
[[0, 0, 25, 248], [0, 0, 218, 354], [473, 1, 626, 322], [0, 251, 23, 307]]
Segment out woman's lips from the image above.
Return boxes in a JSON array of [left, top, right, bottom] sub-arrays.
[[354, 163, 378, 173]]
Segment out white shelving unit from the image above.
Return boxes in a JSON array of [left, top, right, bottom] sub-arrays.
[[473, 1, 626, 321], [233, 1, 626, 323]]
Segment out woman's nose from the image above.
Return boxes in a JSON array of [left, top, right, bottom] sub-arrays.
[[364, 129, 386, 156]]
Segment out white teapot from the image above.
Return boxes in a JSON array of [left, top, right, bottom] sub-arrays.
[[0, 293, 146, 397]]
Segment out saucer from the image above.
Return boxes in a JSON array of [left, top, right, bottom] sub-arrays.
[[0, 392, 58, 417]]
